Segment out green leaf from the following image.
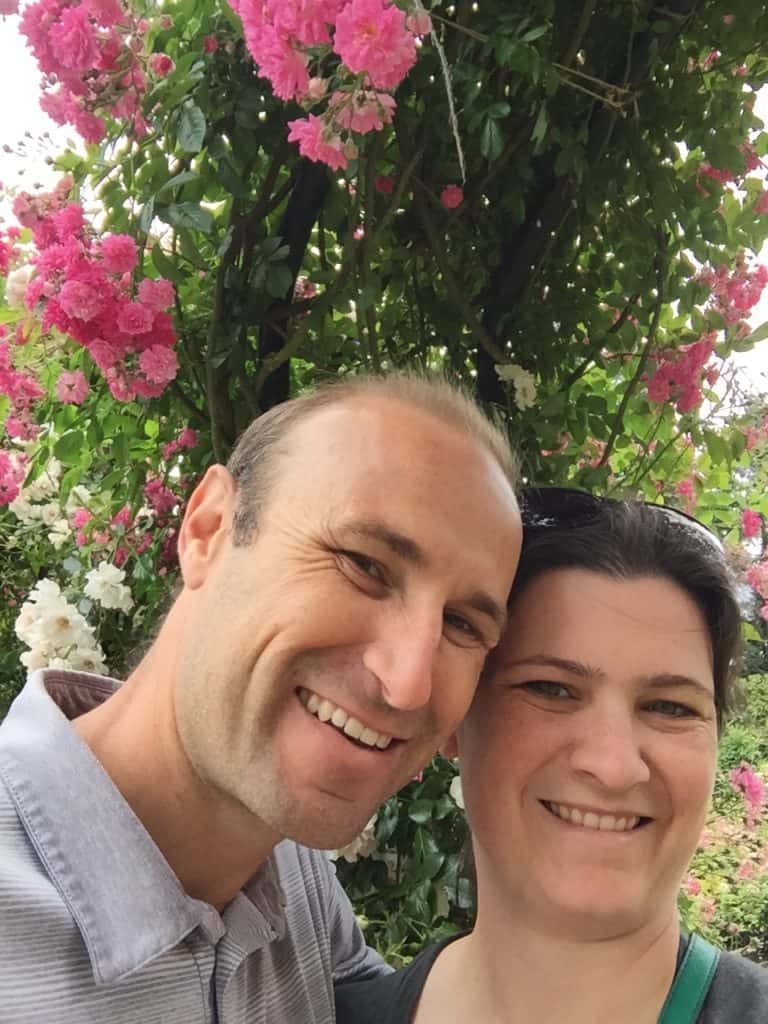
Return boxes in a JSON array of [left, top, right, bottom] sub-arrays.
[[157, 170, 200, 194], [152, 244, 188, 286], [407, 799, 435, 824], [54, 429, 88, 464], [163, 202, 214, 234], [177, 103, 207, 154], [481, 118, 504, 161]]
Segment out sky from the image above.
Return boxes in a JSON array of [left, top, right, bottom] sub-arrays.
[[2, 12, 768, 391]]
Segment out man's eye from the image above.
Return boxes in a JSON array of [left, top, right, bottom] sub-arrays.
[[524, 680, 572, 699], [443, 611, 482, 642], [339, 550, 387, 583], [645, 699, 697, 718]]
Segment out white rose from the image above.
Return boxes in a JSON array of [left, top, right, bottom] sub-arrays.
[[449, 775, 465, 810], [494, 362, 537, 410], [5, 264, 33, 310], [48, 519, 73, 549], [84, 562, 134, 613], [327, 815, 378, 863]]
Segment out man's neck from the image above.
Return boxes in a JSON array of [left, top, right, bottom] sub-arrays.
[[72, 663, 280, 910], [417, 909, 680, 1024]]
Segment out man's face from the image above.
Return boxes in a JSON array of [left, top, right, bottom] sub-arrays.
[[174, 397, 522, 849]]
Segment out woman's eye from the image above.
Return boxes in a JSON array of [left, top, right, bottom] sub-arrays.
[[645, 699, 697, 718], [524, 680, 572, 699]]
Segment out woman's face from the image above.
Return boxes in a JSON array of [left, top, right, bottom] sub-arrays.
[[455, 568, 718, 940]]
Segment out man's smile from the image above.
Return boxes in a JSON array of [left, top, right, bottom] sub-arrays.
[[297, 687, 395, 750]]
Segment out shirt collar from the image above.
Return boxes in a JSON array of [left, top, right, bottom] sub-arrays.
[[0, 670, 285, 983]]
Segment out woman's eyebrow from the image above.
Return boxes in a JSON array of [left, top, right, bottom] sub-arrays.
[[642, 674, 715, 699], [501, 655, 604, 679]]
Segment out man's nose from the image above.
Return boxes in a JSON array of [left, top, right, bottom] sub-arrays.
[[568, 707, 651, 791], [362, 612, 442, 711]]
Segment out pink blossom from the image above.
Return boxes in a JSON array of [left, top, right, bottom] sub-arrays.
[[730, 762, 765, 828], [287, 115, 347, 170], [145, 476, 178, 515], [56, 368, 89, 404], [406, 10, 432, 35], [148, 52, 175, 77], [0, 0, 20, 14], [756, 191, 768, 215], [137, 277, 175, 311], [178, 427, 197, 449], [49, 4, 100, 70], [723, 13, 734, 24], [375, 174, 394, 195], [203, 34, 218, 53], [99, 234, 138, 273], [742, 508, 762, 539], [58, 278, 107, 322], [329, 89, 396, 133], [683, 876, 701, 896], [139, 344, 178, 385], [333, 0, 417, 89], [700, 897, 716, 923], [746, 560, 768, 599], [440, 185, 464, 210], [117, 300, 154, 335], [761, 602, 768, 622], [736, 860, 757, 881], [0, 450, 25, 506], [251, 25, 310, 101]]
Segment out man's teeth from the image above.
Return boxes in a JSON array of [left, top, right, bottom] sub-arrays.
[[545, 801, 640, 832], [298, 688, 393, 750]]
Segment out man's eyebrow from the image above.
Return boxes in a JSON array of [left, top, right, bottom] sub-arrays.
[[342, 520, 428, 568], [466, 592, 507, 632]]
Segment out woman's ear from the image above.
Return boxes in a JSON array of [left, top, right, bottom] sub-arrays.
[[440, 732, 459, 759]]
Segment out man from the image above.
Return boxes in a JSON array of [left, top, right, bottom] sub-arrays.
[[0, 373, 522, 1023]]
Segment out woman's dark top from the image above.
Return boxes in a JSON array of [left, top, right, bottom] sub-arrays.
[[335, 932, 768, 1023]]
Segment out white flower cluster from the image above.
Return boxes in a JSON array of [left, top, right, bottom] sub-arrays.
[[84, 562, 134, 613], [495, 362, 538, 410], [14, 579, 106, 674], [449, 775, 464, 810], [327, 814, 379, 864], [4, 264, 33, 310], [9, 458, 73, 550]]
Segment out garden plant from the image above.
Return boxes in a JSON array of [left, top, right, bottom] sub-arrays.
[[1, 0, 768, 962]]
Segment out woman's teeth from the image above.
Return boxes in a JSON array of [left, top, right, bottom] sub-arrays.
[[298, 687, 393, 749], [544, 800, 640, 832]]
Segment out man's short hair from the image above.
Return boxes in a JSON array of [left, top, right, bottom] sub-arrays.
[[226, 372, 519, 545]]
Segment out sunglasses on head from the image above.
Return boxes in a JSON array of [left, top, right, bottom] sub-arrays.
[[519, 486, 725, 554]]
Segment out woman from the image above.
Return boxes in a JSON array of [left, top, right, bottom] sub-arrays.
[[335, 490, 768, 1023]]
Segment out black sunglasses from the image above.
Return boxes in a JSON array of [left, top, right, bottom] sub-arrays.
[[520, 486, 724, 553]]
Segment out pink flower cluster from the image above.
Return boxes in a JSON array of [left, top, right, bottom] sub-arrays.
[[697, 141, 763, 193], [745, 559, 768, 620], [646, 332, 717, 413], [729, 762, 765, 829], [0, 339, 46, 443], [15, 180, 179, 402], [162, 426, 198, 460], [19, 0, 175, 142], [698, 254, 768, 329], [231, 0, 430, 169], [742, 508, 762, 540], [0, 450, 27, 506]]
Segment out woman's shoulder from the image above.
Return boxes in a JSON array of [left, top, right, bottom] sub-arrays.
[[699, 947, 768, 1022], [334, 934, 460, 1024]]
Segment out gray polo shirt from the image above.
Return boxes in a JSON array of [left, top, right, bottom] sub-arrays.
[[0, 670, 389, 1023]]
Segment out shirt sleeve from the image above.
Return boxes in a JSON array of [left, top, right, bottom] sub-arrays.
[[319, 853, 393, 983]]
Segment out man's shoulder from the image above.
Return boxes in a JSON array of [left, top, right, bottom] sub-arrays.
[[701, 948, 768, 1022]]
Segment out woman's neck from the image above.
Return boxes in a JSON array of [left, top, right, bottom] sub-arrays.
[[415, 909, 681, 1024]]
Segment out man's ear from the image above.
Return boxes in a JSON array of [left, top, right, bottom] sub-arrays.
[[177, 465, 237, 590], [440, 732, 459, 759]]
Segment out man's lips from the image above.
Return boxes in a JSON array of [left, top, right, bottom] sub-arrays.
[[297, 687, 396, 750]]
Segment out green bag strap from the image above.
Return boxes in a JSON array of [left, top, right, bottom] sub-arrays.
[[658, 933, 721, 1024]]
